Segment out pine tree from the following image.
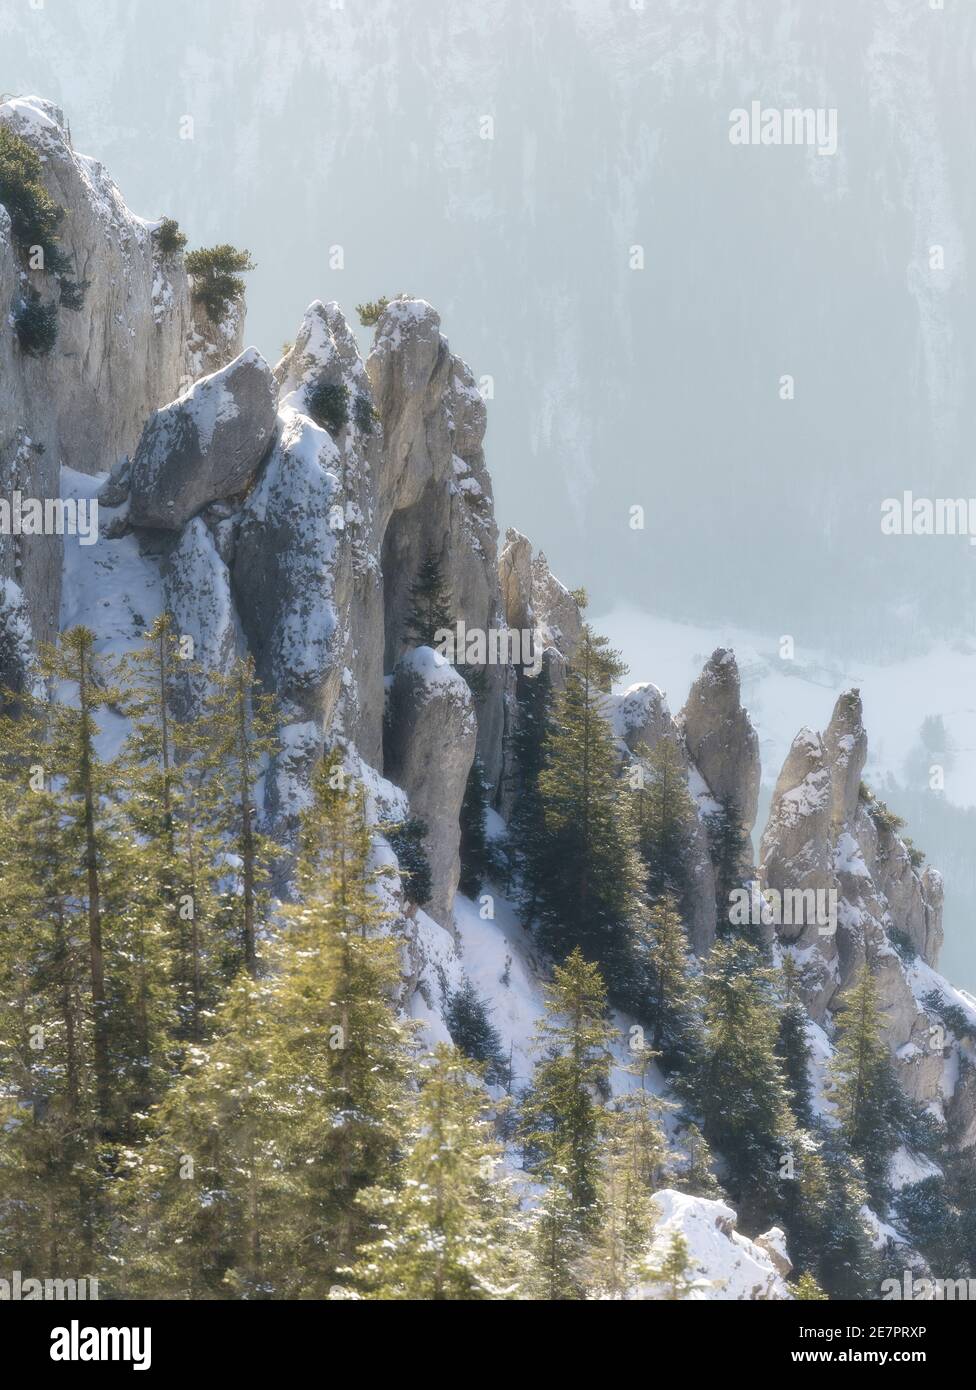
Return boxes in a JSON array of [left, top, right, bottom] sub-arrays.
[[829, 963, 902, 1205], [506, 662, 552, 903], [115, 755, 415, 1297], [529, 626, 645, 1006], [121, 615, 229, 1042], [640, 891, 698, 1069], [791, 1270, 828, 1300], [0, 699, 102, 1277], [776, 954, 815, 1127], [185, 243, 255, 322], [686, 938, 797, 1228], [30, 628, 173, 1134], [386, 815, 433, 907], [344, 1046, 526, 1300], [191, 656, 278, 977], [445, 978, 508, 1085], [458, 755, 496, 898], [521, 949, 614, 1230], [673, 1122, 723, 1199], [632, 737, 697, 905], [643, 1231, 700, 1300], [273, 752, 416, 1289], [809, 1132, 879, 1299], [705, 793, 751, 935], [404, 546, 453, 648], [585, 1076, 666, 1299], [111, 969, 289, 1299]]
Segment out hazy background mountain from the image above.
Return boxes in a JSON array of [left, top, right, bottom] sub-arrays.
[[4, 0, 974, 983]]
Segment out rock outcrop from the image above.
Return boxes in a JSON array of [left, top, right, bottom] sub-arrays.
[[368, 298, 508, 792], [128, 349, 277, 530], [162, 517, 238, 714], [760, 690, 949, 1112], [679, 649, 761, 838], [607, 681, 720, 955], [639, 1190, 792, 1300], [0, 95, 246, 663], [384, 646, 478, 932]]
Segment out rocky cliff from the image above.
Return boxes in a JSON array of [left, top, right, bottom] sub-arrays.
[[4, 94, 975, 1294]]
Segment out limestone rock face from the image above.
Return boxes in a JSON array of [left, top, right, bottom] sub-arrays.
[[0, 97, 196, 479], [384, 646, 478, 932], [162, 518, 238, 715], [498, 528, 534, 635], [368, 298, 508, 791], [823, 688, 869, 834], [232, 403, 344, 725], [612, 682, 677, 757], [754, 1227, 793, 1279], [761, 729, 835, 908], [759, 690, 949, 1114], [128, 349, 277, 530], [0, 96, 205, 651], [680, 649, 761, 837], [531, 549, 583, 682], [760, 724, 845, 1017], [273, 299, 385, 765], [605, 682, 719, 956], [188, 294, 247, 381]]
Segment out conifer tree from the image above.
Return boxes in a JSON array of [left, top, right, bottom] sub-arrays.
[[640, 890, 698, 1069], [191, 656, 278, 977], [458, 755, 496, 897], [808, 1132, 879, 1299], [529, 626, 645, 1005], [445, 977, 508, 1085], [121, 615, 228, 1041], [344, 1046, 526, 1300], [643, 1231, 700, 1300], [386, 815, 433, 907], [585, 1071, 666, 1299], [674, 1122, 723, 1199], [632, 737, 697, 905], [506, 662, 552, 903], [829, 963, 902, 1205], [404, 546, 453, 647], [686, 938, 797, 1227], [115, 754, 414, 1296], [521, 949, 614, 1229], [25, 627, 173, 1134], [0, 700, 101, 1276], [791, 1271, 828, 1300], [528, 1180, 587, 1300], [112, 969, 288, 1299], [705, 793, 751, 934], [776, 954, 815, 1127], [273, 752, 415, 1289]]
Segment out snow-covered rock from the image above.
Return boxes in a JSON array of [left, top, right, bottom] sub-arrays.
[[128, 348, 277, 530], [384, 645, 477, 933], [162, 517, 238, 713], [679, 648, 761, 838], [640, 1190, 792, 1300], [368, 298, 508, 790]]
